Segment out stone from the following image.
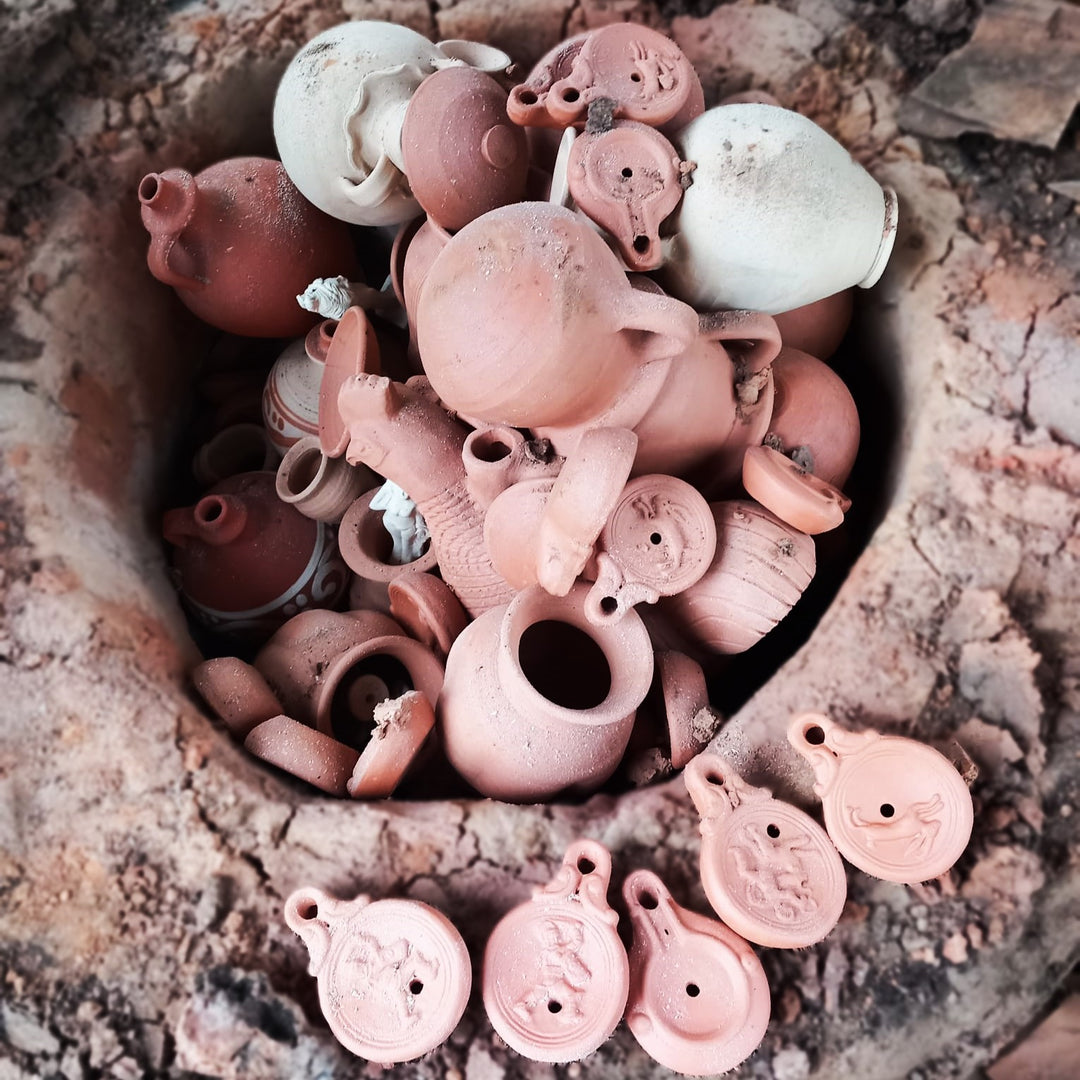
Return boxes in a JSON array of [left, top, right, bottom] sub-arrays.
[[0, 1003, 60, 1056]]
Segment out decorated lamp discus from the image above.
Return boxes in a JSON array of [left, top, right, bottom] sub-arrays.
[[483, 839, 629, 1062], [788, 713, 975, 884], [623, 870, 771, 1076], [285, 888, 471, 1064], [585, 473, 717, 624], [684, 752, 847, 948]]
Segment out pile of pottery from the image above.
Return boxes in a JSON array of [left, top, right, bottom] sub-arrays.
[[150, 18, 895, 805], [282, 713, 974, 1071]]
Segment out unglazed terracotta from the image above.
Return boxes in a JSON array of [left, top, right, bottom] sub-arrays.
[[663, 104, 898, 313], [567, 121, 685, 271], [387, 572, 469, 662], [138, 157, 357, 337], [393, 216, 450, 358], [657, 500, 816, 656], [462, 425, 562, 511], [415, 202, 699, 429], [767, 345, 861, 488], [191, 423, 277, 487], [253, 608, 444, 752], [438, 584, 654, 801], [585, 474, 717, 624], [335, 373, 514, 615], [655, 651, 713, 770], [317, 307, 383, 460], [276, 436, 372, 524], [684, 753, 847, 948], [483, 840, 628, 1063], [161, 471, 348, 639], [505, 33, 590, 129], [401, 66, 528, 232], [482, 478, 557, 592], [346, 691, 436, 799], [622, 869, 771, 1076], [263, 319, 338, 455], [789, 713, 975, 884], [508, 23, 703, 135], [742, 445, 851, 535], [773, 290, 854, 361], [244, 714, 360, 796], [190, 656, 283, 739], [284, 889, 471, 1064]]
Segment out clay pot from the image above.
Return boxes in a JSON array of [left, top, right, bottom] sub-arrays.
[[461, 425, 562, 511], [658, 500, 816, 656], [391, 216, 451, 361], [276, 436, 373, 524], [416, 203, 699, 429], [767, 345, 861, 488], [438, 583, 654, 801], [339, 487, 438, 614], [401, 66, 528, 232], [138, 157, 357, 337], [253, 608, 444, 751], [191, 424, 277, 487], [663, 104, 898, 314], [263, 320, 338, 455], [162, 471, 348, 639], [773, 290, 854, 360], [508, 22, 703, 135], [386, 573, 470, 663]]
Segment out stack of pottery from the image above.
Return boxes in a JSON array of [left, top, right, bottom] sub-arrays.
[[148, 18, 894, 809]]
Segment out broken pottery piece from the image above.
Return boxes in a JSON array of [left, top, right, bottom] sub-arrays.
[[347, 690, 436, 799], [285, 888, 470, 1063], [191, 656, 283, 739], [788, 713, 975, 884], [244, 715, 359, 796], [585, 474, 717, 624], [401, 65, 528, 232], [386, 572, 469, 662], [623, 869, 771, 1075], [162, 471, 348, 639], [139, 157, 357, 337], [742, 445, 851, 535], [438, 583, 653, 801], [191, 423, 277, 487], [567, 121, 685, 271], [276, 436, 372, 523], [663, 104, 898, 313], [253, 608, 444, 752], [655, 651, 714, 770], [483, 839, 628, 1062], [317, 307, 383, 459], [263, 319, 338, 455], [684, 752, 847, 948]]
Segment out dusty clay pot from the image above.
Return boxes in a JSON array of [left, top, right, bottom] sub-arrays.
[[623, 868, 771, 1076], [415, 202, 699, 429], [276, 436, 373, 524], [138, 157, 357, 337], [461, 425, 562, 511], [657, 500, 816, 656], [253, 608, 444, 753], [401, 66, 529, 232], [773, 290, 854, 360], [191, 656, 283, 740], [162, 471, 348, 638], [386, 572, 470, 662], [339, 487, 438, 613], [438, 583, 654, 801], [191, 423, 277, 487], [483, 839, 628, 1062], [263, 320, 338, 455]]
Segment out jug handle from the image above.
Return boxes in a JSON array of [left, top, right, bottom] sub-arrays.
[[699, 309, 782, 377]]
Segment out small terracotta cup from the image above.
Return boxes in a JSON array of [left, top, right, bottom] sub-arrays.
[[276, 436, 374, 523]]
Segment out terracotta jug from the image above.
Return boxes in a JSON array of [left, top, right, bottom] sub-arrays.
[[663, 104, 898, 314], [253, 608, 444, 752], [415, 202, 699, 429], [438, 583, 654, 801], [162, 471, 348, 639], [263, 320, 338, 455], [138, 157, 357, 337], [275, 436, 374, 524]]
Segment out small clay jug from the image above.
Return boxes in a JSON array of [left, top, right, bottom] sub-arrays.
[[416, 203, 699, 428], [263, 320, 338, 455], [254, 608, 444, 752], [401, 66, 529, 232], [138, 157, 357, 337], [162, 471, 348, 639], [663, 104, 898, 313], [438, 583, 654, 801], [276, 436, 374, 523], [658, 500, 816, 656]]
